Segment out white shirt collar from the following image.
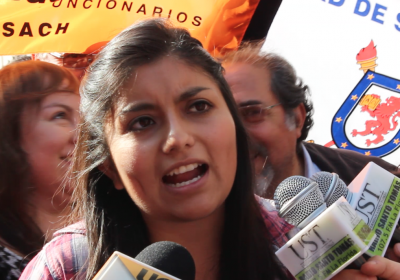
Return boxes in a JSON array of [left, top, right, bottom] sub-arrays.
[[301, 143, 321, 178]]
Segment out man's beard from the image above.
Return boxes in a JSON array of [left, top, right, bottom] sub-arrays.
[[250, 140, 275, 196], [255, 163, 274, 197]]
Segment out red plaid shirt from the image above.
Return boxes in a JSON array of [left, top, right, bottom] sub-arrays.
[[255, 195, 294, 248], [20, 198, 293, 280], [19, 221, 88, 280]]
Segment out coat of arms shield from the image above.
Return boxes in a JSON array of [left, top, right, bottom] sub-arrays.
[[332, 70, 400, 157]]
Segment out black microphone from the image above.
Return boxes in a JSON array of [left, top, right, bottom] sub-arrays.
[[93, 241, 195, 280], [273, 176, 376, 280], [136, 241, 196, 280]]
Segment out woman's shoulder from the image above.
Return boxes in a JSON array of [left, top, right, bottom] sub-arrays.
[[20, 221, 88, 280], [53, 220, 86, 236]]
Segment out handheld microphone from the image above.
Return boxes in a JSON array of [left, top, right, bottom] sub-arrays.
[[136, 241, 196, 280], [310, 172, 353, 207], [93, 241, 195, 280], [274, 176, 376, 280], [347, 162, 400, 256], [312, 165, 400, 257], [274, 176, 327, 229]]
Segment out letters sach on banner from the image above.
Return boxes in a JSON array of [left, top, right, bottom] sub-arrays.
[[0, 0, 260, 56]]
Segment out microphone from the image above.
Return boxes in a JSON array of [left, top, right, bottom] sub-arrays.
[[274, 176, 376, 280], [347, 162, 400, 255], [311, 172, 353, 207], [312, 165, 400, 257], [136, 241, 196, 280], [93, 241, 195, 280], [274, 176, 327, 229]]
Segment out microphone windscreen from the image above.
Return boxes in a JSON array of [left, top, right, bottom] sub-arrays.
[[311, 172, 349, 207], [273, 176, 313, 212], [274, 176, 325, 227], [136, 241, 195, 280]]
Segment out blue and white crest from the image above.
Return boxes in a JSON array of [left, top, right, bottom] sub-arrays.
[[332, 70, 400, 157]]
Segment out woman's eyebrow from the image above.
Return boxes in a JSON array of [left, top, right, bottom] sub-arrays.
[[42, 103, 73, 112], [176, 86, 210, 103], [119, 103, 156, 116], [119, 87, 210, 116]]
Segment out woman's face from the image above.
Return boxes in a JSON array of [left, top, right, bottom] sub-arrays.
[[104, 57, 237, 222], [20, 91, 80, 205]]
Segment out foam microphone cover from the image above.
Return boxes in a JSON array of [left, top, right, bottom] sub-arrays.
[[274, 176, 326, 227], [135, 241, 196, 280], [311, 172, 351, 207]]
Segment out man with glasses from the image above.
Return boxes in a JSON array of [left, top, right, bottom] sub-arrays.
[[222, 43, 400, 263], [222, 42, 399, 201]]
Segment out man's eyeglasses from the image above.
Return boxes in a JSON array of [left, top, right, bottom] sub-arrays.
[[50, 52, 95, 69], [239, 103, 281, 123]]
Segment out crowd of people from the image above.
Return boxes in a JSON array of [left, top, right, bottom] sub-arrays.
[[1, 18, 400, 280]]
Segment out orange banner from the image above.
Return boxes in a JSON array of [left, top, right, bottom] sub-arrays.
[[0, 0, 259, 56]]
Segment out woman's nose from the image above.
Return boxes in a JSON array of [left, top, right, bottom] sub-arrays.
[[162, 121, 195, 154]]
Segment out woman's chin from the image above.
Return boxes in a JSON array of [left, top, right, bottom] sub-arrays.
[[170, 200, 225, 222], [54, 183, 74, 205]]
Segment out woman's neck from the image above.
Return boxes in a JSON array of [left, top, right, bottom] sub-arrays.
[[143, 206, 225, 280], [29, 192, 70, 242]]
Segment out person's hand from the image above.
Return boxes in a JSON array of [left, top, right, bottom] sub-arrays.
[[385, 243, 400, 262], [332, 269, 375, 280], [331, 256, 400, 280]]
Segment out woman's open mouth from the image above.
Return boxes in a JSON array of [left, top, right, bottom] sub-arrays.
[[162, 163, 209, 188]]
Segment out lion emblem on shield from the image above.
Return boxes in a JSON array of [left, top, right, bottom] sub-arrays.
[[352, 94, 400, 146]]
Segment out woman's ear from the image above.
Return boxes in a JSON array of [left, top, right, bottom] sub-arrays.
[[98, 158, 124, 190]]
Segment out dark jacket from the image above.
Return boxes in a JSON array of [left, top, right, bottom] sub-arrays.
[[303, 142, 400, 185]]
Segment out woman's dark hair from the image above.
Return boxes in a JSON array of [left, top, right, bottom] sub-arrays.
[[0, 60, 79, 257], [69, 19, 288, 280]]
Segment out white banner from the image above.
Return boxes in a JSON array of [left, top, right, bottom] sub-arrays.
[[264, 0, 400, 165]]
